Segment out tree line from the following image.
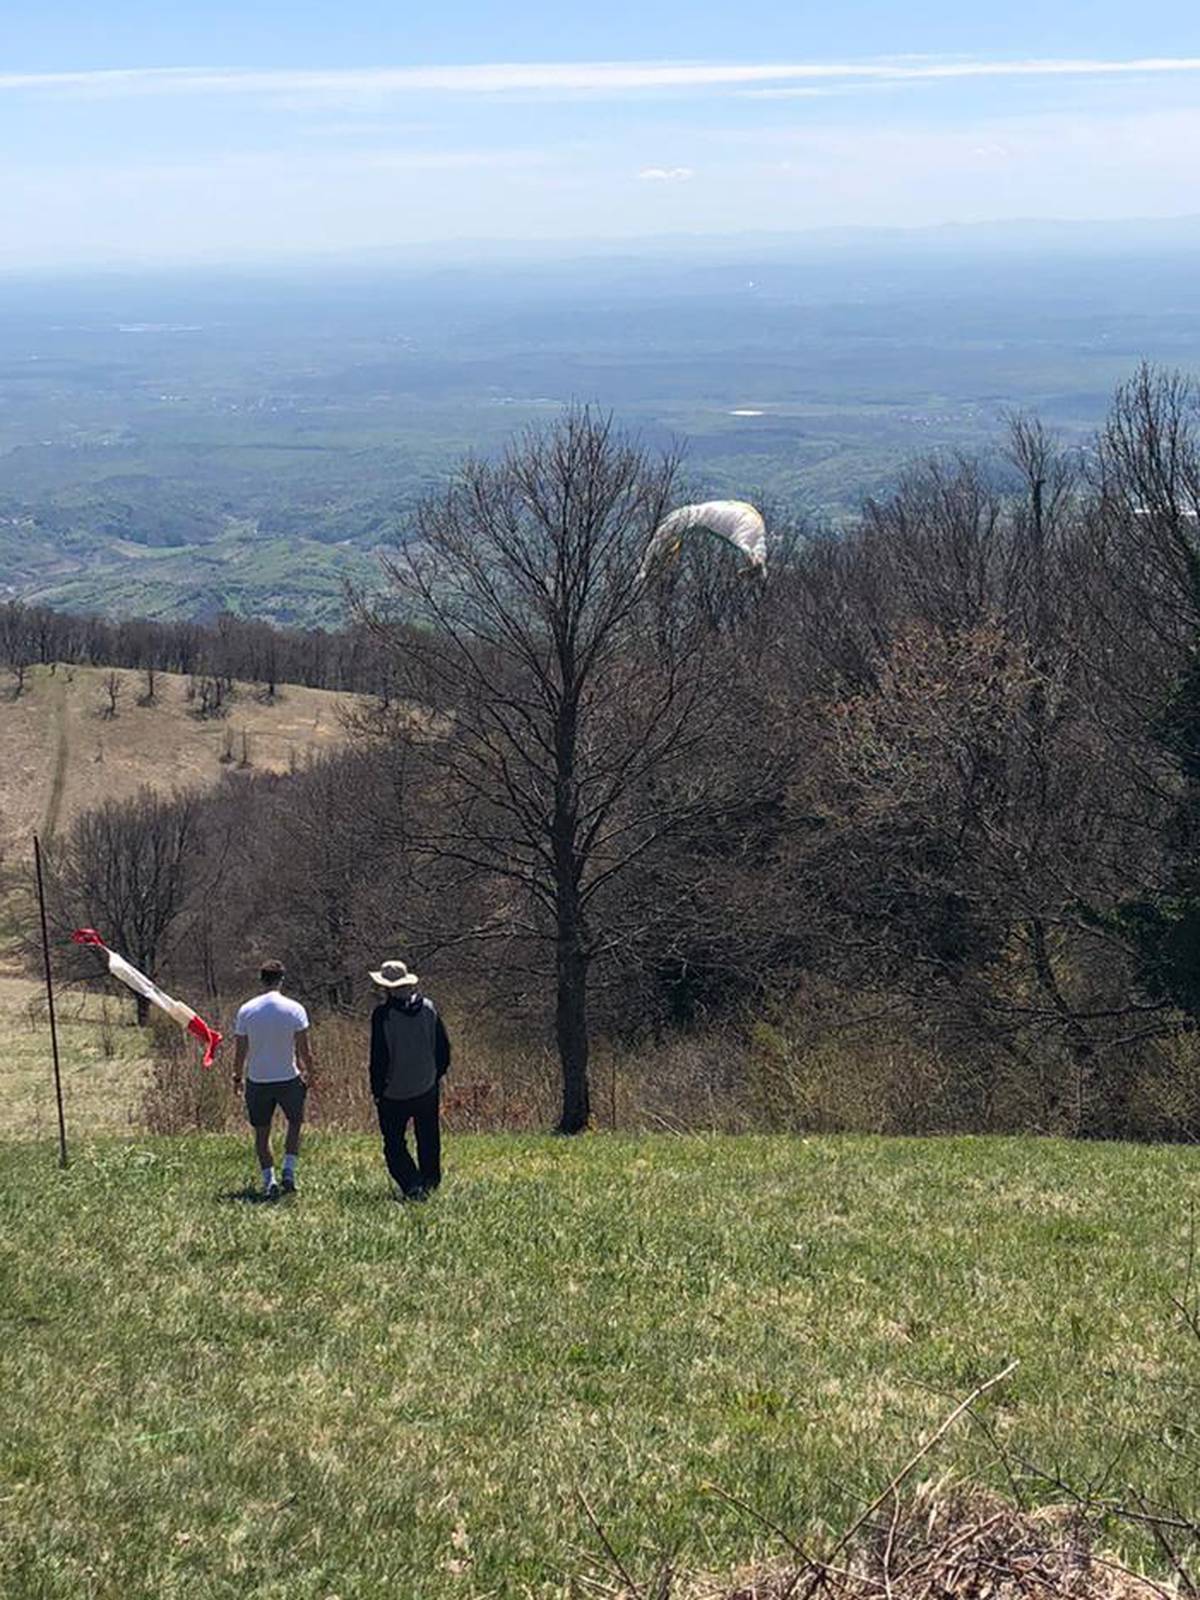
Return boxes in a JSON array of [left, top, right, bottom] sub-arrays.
[[0, 599, 400, 701], [37, 367, 1200, 1138]]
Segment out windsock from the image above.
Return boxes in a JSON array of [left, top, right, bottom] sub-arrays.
[[71, 929, 222, 1066]]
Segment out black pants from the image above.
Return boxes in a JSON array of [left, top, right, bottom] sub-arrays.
[[376, 1086, 441, 1194]]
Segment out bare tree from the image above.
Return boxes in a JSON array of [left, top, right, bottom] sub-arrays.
[[52, 788, 200, 1024], [361, 410, 786, 1131], [1073, 367, 1200, 1041], [101, 670, 122, 719], [193, 675, 230, 720], [256, 624, 280, 702]]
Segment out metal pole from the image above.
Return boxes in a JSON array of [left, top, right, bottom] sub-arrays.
[[33, 833, 68, 1169]]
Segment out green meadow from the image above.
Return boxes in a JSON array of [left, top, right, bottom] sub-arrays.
[[2, 1133, 1199, 1598]]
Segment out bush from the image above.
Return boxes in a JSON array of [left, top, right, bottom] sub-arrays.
[[139, 1000, 559, 1135], [142, 1012, 232, 1133]]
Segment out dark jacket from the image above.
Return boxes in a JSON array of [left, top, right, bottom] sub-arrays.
[[369, 992, 451, 1101]]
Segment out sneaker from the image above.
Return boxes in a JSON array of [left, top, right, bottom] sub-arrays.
[[281, 1173, 297, 1195], [264, 1180, 281, 1202]]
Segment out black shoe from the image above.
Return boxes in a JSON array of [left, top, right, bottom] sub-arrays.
[[264, 1181, 281, 1202], [281, 1173, 297, 1195]]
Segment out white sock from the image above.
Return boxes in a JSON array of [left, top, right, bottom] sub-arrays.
[[262, 1166, 275, 1190], [283, 1154, 297, 1178]]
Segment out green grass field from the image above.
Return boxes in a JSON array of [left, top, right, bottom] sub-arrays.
[[2, 1133, 1198, 1599]]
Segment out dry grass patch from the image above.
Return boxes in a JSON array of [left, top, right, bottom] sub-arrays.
[[677, 1490, 1170, 1600], [0, 966, 150, 1138], [0, 664, 352, 864]]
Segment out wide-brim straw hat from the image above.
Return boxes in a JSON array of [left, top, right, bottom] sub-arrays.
[[369, 959, 420, 989]]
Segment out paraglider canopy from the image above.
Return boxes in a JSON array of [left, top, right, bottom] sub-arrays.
[[639, 500, 767, 580]]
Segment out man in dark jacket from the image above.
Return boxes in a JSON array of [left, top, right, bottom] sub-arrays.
[[368, 959, 451, 1199]]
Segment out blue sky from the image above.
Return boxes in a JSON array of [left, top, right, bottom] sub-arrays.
[[3, 2, 1199, 269]]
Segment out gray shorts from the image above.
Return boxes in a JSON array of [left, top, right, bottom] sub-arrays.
[[244, 1076, 307, 1128]]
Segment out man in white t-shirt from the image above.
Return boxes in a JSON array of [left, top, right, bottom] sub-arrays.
[[232, 960, 313, 1199]]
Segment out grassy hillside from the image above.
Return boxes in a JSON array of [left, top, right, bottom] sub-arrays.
[[0, 663, 353, 869], [1, 1133, 1197, 1598], [0, 665, 356, 1130], [14, 524, 383, 626]]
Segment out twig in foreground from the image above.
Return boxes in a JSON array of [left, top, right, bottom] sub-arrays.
[[796, 1359, 1021, 1600]]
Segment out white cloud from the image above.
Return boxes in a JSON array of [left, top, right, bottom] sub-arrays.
[[637, 166, 694, 182], [2, 56, 1200, 101], [737, 57, 1200, 97]]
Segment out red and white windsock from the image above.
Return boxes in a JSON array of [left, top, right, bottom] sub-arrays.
[[71, 929, 222, 1066]]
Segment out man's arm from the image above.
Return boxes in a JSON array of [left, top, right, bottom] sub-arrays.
[[295, 1028, 313, 1082], [231, 1035, 248, 1090], [369, 1007, 389, 1099], [434, 1015, 451, 1080]]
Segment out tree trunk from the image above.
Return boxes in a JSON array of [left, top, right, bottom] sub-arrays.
[[553, 826, 590, 1131], [1028, 917, 1093, 1134], [556, 929, 590, 1133], [552, 682, 591, 1133]]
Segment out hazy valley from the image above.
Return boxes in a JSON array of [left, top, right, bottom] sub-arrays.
[[5, 221, 1199, 624]]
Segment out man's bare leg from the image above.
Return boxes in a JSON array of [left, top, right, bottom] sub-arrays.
[[254, 1116, 277, 1194], [281, 1108, 302, 1192], [255, 1121, 273, 1169]]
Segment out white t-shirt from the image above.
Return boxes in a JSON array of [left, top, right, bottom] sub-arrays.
[[235, 991, 309, 1083]]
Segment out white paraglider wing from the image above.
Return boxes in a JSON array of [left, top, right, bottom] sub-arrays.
[[640, 500, 768, 579]]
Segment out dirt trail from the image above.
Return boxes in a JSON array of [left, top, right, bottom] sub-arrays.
[[41, 674, 70, 840]]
